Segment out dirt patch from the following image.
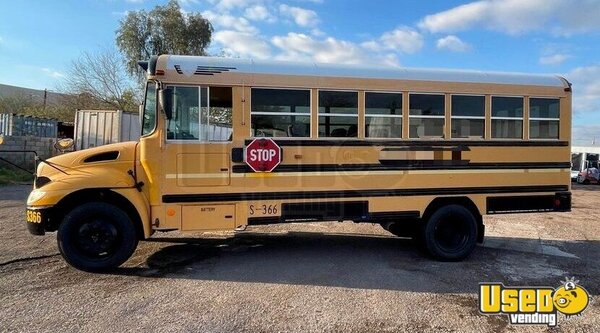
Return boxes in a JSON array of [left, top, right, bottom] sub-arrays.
[[0, 184, 598, 332]]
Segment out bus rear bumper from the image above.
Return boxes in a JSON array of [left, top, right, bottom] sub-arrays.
[[553, 191, 571, 212], [486, 191, 571, 214]]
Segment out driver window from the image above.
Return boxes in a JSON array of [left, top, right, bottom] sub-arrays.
[[167, 86, 232, 141]]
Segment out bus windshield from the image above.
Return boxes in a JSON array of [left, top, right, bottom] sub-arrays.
[[142, 82, 157, 136]]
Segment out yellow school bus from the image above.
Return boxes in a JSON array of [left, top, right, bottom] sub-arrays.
[[25, 55, 572, 271]]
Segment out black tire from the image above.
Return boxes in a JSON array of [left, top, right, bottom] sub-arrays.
[[421, 204, 478, 261], [57, 202, 138, 272]]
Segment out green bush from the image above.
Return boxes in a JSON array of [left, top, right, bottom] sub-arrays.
[[0, 167, 34, 185]]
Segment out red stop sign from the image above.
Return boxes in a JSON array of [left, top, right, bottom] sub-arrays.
[[245, 138, 282, 172]]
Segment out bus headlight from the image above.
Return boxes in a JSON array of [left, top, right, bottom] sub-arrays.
[[27, 190, 47, 205]]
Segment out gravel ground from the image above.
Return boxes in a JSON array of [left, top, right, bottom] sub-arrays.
[[0, 184, 598, 332]]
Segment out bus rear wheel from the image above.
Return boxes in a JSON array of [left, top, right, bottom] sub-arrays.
[[57, 202, 138, 272], [421, 204, 478, 261]]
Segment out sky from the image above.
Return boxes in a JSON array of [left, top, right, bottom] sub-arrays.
[[1, 0, 600, 144]]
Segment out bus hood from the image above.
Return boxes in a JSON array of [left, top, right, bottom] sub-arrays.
[[34, 141, 138, 190]]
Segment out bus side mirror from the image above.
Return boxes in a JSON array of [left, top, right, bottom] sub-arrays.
[[159, 88, 173, 120], [54, 138, 74, 152]]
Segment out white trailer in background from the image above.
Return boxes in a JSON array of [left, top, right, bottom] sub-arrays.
[[571, 146, 600, 180], [74, 110, 140, 150]]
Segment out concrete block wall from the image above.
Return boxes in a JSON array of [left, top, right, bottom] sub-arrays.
[[0, 136, 58, 171]]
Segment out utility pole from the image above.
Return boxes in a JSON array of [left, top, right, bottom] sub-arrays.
[[43, 89, 48, 110]]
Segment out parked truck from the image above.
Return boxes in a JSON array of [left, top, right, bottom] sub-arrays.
[[571, 146, 600, 181]]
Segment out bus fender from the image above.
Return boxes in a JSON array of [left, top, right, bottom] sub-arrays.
[[111, 188, 152, 239]]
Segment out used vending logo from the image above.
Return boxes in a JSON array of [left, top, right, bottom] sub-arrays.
[[479, 278, 589, 327]]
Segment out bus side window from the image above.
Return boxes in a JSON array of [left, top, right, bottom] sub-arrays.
[[206, 86, 233, 141], [251, 88, 311, 138], [409, 94, 445, 139], [365, 92, 402, 138], [529, 98, 559, 140], [166, 86, 233, 142], [167, 86, 200, 140], [491, 96, 524, 139], [451, 95, 485, 139], [318, 90, 358, 138]]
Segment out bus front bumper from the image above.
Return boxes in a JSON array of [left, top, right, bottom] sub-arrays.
[[25, 206, 54, 236]]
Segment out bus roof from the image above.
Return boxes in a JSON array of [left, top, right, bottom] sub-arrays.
[[161, 55, 569, 88]]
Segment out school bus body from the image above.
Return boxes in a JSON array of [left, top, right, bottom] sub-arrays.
[[26, 55, 572, 270], [143, 136, 571, 233], [141, 56, 571, 233]]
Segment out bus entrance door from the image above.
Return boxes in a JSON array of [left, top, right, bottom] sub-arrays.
[[174, 151, 231, 187]]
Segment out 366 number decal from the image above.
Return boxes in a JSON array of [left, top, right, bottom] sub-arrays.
[[249, 204, 278, 216], [26, 210, 42, 223]]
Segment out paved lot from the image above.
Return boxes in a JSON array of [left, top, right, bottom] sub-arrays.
[[0, 184, 598, 332]]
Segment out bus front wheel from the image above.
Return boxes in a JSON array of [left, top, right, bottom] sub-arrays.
[[57, 202, 138, 272], [420, 204, 478, 261]]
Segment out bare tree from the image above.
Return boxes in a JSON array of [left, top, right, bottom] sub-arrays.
[[61, 49, 140, 112]]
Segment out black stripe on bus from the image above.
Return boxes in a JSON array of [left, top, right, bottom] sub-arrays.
[[246, 210, 421, 225], [247, 216, 281, 225], [358, 211, 421, 221], [162, 185, 569, 203], [381, 145, 470, 151], [230, 162, 571, 173], [487, 195, 556, 214], [243, 139, 569, 147]]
